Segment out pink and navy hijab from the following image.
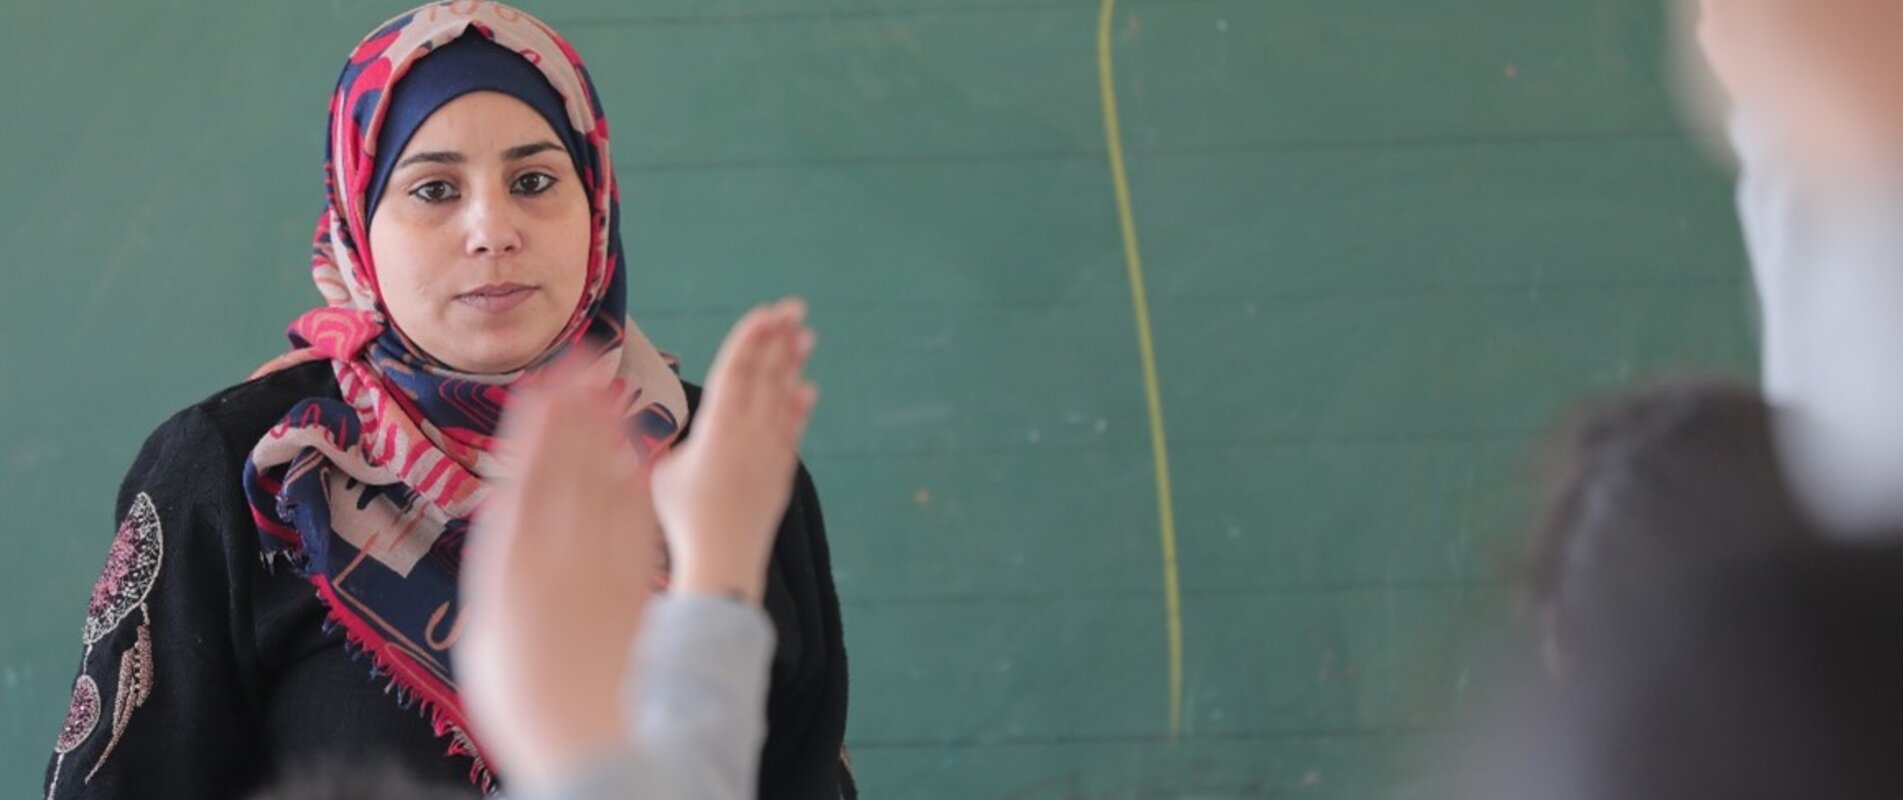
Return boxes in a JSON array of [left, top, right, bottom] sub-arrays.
[[242, 2, 687, 782]]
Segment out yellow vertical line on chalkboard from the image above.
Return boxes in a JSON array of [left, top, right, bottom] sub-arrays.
[[1096, 0, 1184, 742]]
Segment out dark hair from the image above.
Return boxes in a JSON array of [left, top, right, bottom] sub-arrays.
[[1528, 544, 1903, 800], [1519, 378, 1810, 643], [247, 758, 474, 800]]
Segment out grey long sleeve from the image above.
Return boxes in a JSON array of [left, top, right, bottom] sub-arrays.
[[521, 594, 777, 800], [1733, 116, 1903, 534]]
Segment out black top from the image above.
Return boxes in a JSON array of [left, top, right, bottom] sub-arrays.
[[43, 361, 854, 799]]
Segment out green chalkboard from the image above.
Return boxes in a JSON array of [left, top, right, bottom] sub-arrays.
[[0, 0, 1753, 797]]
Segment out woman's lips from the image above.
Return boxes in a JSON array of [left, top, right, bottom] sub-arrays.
[[456, 283, 537, 313]]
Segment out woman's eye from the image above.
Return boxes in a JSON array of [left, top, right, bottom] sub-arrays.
[[410, 180, 459, 204], [512, 172, 557, 195]]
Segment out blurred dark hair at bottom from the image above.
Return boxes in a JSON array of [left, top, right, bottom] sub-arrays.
[[1507, 542, 1903, 800], [1519, 378, 1810, 649], [247, 756, 474, 800]]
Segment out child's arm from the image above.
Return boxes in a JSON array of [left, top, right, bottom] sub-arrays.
[[1731, 114, 1903, 534], [528, 595, 776, 800], [460, 299, 818, 800], [1698, 0, 1903, 533]]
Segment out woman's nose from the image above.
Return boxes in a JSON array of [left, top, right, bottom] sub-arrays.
[[464, 187, 523, 257]]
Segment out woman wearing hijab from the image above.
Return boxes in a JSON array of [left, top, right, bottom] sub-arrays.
[[42, 4, 852, 798]]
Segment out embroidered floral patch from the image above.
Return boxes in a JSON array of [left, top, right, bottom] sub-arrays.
[[87, 621, 155, 782], [83, 493, 163, 646], [53, 676, 100, 755]]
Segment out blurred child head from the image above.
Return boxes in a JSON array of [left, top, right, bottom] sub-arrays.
[[249, 757, 473, 800], [1505, 542, 1903, 800], [1520, 379, 1809, 674]]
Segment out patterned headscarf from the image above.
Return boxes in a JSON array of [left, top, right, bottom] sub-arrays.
[[242, 2, 687, 784]]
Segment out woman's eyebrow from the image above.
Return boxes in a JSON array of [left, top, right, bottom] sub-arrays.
[[395, 150, 464, 170], [392, 141, 562, 170], [504, 141, 565, 161]]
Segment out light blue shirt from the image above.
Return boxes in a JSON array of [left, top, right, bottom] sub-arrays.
[[1732, 115, 1903, 534], [510, 594, 775, 800]]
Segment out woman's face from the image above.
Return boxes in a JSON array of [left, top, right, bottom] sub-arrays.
[[369, 91, 591, 374]]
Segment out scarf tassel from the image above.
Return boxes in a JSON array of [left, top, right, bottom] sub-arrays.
[[311, 578, 498, 792]]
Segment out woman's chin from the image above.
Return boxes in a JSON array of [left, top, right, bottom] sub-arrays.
[[412, 311, 566, 374], [426, 334, 549, 375]]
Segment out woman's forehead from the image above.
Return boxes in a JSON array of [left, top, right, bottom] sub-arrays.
[[398, 91, 565, 158]]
